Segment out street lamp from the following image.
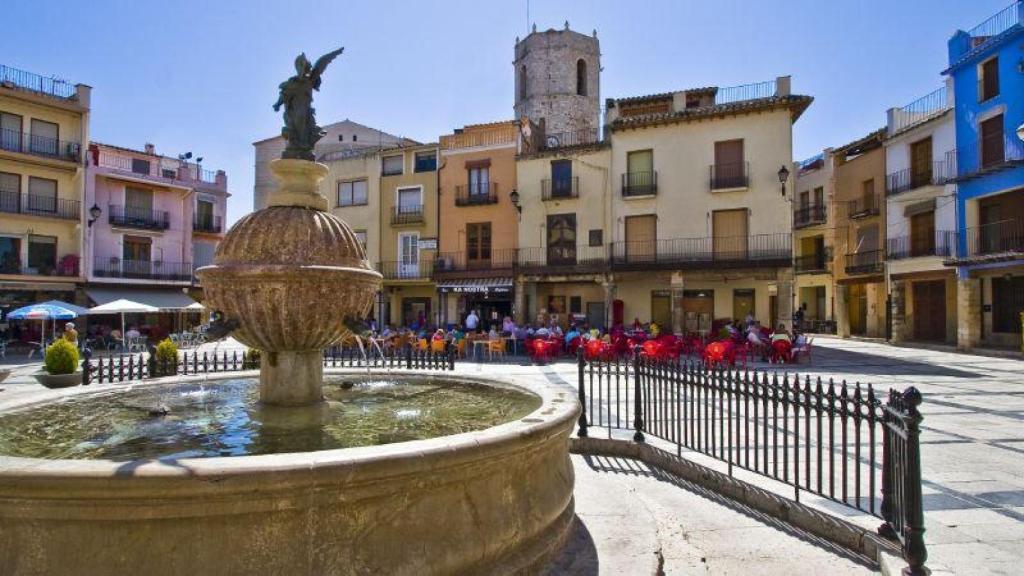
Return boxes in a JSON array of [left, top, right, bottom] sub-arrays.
[[1016, 122, 1024, 142], [777, 165, 790, 197], [509, 189, 521, 214], [87, 203, 101, 227]]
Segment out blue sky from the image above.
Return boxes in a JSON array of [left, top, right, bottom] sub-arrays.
[[1, 0, 1011, 224]]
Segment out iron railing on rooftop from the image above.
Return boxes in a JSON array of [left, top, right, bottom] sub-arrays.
[[454, 182, 498, 206], [0, 64, 76, 99], [96, 151, 220, 187], [0, 129, 81, 163], [574, 351, 928, 575], [541, 128, 601, 150], [714, 79, 778, 105], [0, 189, 80, 220], [887, 232, 956, 261], [889, 88, 950, 134], [965, 1, 1023, 42]]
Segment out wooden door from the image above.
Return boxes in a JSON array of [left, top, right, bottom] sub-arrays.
[[910, 211, 935, 257], [980, 114, 1004, 168], [625, 214, 657, 263], [682, 291, 714, 334], [547, 214, 577, 265], [651, 291, 671, 328], [733, 289, 755, 323], [712, 209, 748, 260], [714, 139, 745, 188], [466, 222, 492, 269], [910, 137, 933, 188], [912, 280, 946, 342], [848, 283, 868, 336]]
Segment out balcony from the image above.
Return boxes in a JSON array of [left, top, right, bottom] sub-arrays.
[[951, 135, 1024, 181], [714, 79, 779, 105], [517, 245, 608, 272], [794, 205, 827, 229], [794, 251, 830, 274], [886, 159, 955, 195], [887, 232, 956, 261], [434, 249, 517, 274], [454, 183, 498, 207], [845, 250, 884, 275], [709, 162, 749, 190], [946, 219, 1024, 264], [0, 64, 77, 100], [193, 214, 223, 234], [391, 204, 424, 225], [542, 177, 579, 200], [93, 258, 193, 282], [847, 195, 880, 219], [889, 87, 951, 135], [108, 204, 170, 231], [609, 233, 792, 271], [377, 260, 433, 280], [621, 171, 657, 198], [0, 129, 81, 163], [0, 190, 80, 220], [0, 255, 79, 277]]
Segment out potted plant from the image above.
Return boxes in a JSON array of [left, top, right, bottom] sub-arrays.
[[152, 338, 178, 377], [34, 338, 81, 388]]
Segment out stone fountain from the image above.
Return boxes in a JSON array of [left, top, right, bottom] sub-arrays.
[[197, 47, 380, 407]]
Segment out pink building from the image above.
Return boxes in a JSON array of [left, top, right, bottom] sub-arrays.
[[84, 142, 228, 302]]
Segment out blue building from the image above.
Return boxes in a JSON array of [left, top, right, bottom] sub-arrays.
[[943, 1, 1024, 350]]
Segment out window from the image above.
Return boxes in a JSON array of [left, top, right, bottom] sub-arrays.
[[814, 186, 824, 206], [570, 296, 582, 315], [382, 155, 403, 176], [588, 229, 603, 247], [550, 160, 573, 197], [0, 172, 20, 205], [27, 235, 56, 274], [712, 209, 748, 259], [980, 114, 1005, 168], [799, 191, 810, 209], [713, 139, 745, 188], [576, 59, 587, 96], [196, 198, 215, 228], [468, 166, 490, 197], [125, 186, 153, 212], [861, 179, 876, 211], [547, 213, 577, 265], [27, 177, 57, 213], [0, 112, 23, 152], [123, 235, 152, 264], [338, 134, 344, 142], [466, 222, 492, 266], [980, 57, 999, 102], [353, 230, 367, 251], [519, 66, 528, 100], [29, 119, 58, 156], [414, 151, 437, 172], [0, 236, 20, 273], [625, 215, 657, 262], [192, 240, 216, 269], [910, 137, 933, 188], [992, 275, 1024, 333], [397, 187, 422, 211], [131, 158, 151, 175], [337, 179, 368, 206], [352, 134, 357, 142], [910, 211, 936, 257], [399, 233, 419, 276], [625, 150, 655, 195]]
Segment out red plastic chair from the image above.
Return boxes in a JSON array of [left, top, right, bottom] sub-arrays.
[[770, 340, 793, 364], [703, 341, 729, 369]]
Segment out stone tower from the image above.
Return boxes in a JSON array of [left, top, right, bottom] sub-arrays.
[[514, 23, 600, 139]]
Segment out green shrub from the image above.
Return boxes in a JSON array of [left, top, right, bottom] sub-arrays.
[[44, 339, 79, 375], [245, 348, 261, 369], [154, 339, 178, 376]]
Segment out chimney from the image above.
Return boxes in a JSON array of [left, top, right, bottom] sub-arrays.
[[144, 143, 155, 155]]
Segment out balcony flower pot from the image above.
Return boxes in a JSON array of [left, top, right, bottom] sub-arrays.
[[33, 371, 81, 389]]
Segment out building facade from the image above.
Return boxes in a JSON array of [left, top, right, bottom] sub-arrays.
[[321, 147, 389, 267], [377, 143, 440, 327], [0, 64, 90, 311], [884, 83, 959, 344], [435, 121, 519, 329], [943, 2, 1024, 350], [832, 129, 888, 339], [793, 151, 835, 332]]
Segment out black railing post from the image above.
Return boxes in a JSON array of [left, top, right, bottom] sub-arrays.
[[81, 348, 92, 386], [901, 387, 928, 575], [576, 346, 589, 437], [447, 342, 455, 370], [147, 344, 157, 379], [879, 389, 897, 539], [632, 345, 645, 443], [406, 345, 413, 370]]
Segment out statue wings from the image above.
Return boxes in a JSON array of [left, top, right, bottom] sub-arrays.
[[311, 48, 344, 86]]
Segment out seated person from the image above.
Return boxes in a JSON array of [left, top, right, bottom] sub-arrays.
[[432, 328, 446, 342], [564, 325, 581, 345], [502, 316, 516, 335], [650, 322, 660, 338], [534, 325, 551, 338], [771, 324, 792, 343], [125, 326, 141, 339]]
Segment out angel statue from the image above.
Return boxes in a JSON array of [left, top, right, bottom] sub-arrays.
[[273, 48, 345, 160]]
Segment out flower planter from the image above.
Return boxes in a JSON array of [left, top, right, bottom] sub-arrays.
[[34, 371, 81, 389]]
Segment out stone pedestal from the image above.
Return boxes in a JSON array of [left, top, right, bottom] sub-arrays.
[[260, 350, 325, 406], [957, 277, 981, 350], [890, 280, 908, 343]]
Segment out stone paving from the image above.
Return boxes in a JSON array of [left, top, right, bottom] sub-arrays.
[[1, 336, 1022, 575]]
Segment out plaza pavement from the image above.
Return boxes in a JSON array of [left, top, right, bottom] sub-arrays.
[[0, 336, 1021, 575]]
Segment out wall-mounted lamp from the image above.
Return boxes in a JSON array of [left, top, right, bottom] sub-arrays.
[[509, 189, 521, 214], [777, 165, 790, 197], [87, 203, 102, 227], [1016, 122, 1024, 143]]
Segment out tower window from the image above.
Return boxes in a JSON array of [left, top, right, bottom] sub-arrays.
[[576, 59, 587, 96], [338, 134, 344, 141], [520, 65, 528, 100]]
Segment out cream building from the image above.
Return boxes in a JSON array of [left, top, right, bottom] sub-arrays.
[[884, 82, 958, 344], [0, 64, 91, 310], [603, 77, 811, 334], [793, 150, 835, 332]]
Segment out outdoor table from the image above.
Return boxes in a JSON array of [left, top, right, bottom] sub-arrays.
[[471, 338, 491, 360]]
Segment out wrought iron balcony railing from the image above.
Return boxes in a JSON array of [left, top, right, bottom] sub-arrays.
[[541, 177, 579, 200], [847, 195, 881, 219], [434, 249, 517, 274], [454, 183, 498, 206], [108, 204, 170, 231], [609, 233, 792, 270], [709, 161, 749, 190], [0, 255, 79, 277], [886, 159, 955, 195], [540, 128, 601, 150], [391, 204, 424, 225], [93, 258, 193, 282], [192, 214, 223, 234], [950, 135, 1024, 181], [957, 219, 1024, 260], [794, 251, 830, 274], [845, 250, 885, 275], [887, 232, 956, 261], [621, 171, 657, 197], [0, 190, 80, 220], [0, 129, 80, 163], [794, 204, 827, 228], [0, 64, 77, 99], [376, 260, 434, 280], [517, 245, 609, 270]]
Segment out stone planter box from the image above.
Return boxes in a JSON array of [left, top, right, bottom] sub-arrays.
[[33, 371, 81, 389]]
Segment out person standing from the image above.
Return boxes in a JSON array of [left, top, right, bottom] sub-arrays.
[[465, 309, 479, 333], [62, 322, 78, 347]]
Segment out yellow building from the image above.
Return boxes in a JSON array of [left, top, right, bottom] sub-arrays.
[[377, 143, 440, 327], [603, 77, 811, 334], [321, 147, 387, 267], [0, 64, 90, 310], [793, 150, 836, 333]]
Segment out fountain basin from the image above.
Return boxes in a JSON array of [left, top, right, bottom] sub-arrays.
[[0, 370, 578, 576]]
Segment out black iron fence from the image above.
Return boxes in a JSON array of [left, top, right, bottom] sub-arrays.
[[93, 258, 194, 282], [714, 79, 778, 105], [576, 351, 927, 574], [794, 251, 830, 273], [454, 183, 499, 206], [885, 160, 954, 195], [0, 189, 80, 220], [960, 219, 1024, 258], [709, 161, 749, 190], [845, 250, 884, 275], [434, 248, 517, 273], [0, 128, 81, 162], [377, 259, 434, 280], [0, 64, 78, 99], [951, 135, 1024, 180], [82, 346, 455, 384], [108, 204, 171, 230], [887, 232, 956, 260], [847, 195, 880, 219], [609, 233, 792, 270], [621, 171, 657, 197]]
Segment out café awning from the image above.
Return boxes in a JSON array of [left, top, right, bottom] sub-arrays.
[[436, 278, 513, 294], [85, 287, 199, 311]]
